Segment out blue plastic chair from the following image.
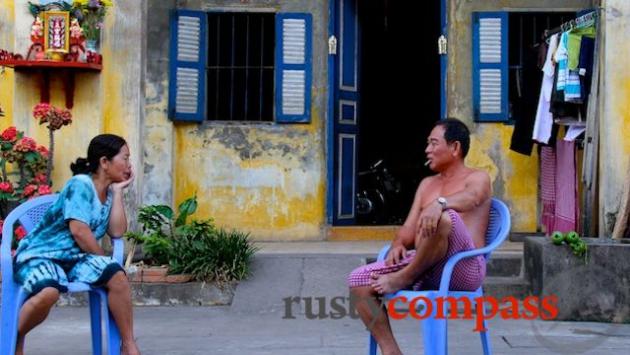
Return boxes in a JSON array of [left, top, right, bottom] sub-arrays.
[[368, 198, 511, 355], [1, 194, 124, 355]]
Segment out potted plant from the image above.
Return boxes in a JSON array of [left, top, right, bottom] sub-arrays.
[[125, 195, 258, 284]]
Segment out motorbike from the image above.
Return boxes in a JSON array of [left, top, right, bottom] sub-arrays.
[[355, 159, 403, 225]]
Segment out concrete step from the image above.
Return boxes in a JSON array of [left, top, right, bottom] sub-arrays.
[[486, 253, 523, 277], [482, 276, 530, 300]]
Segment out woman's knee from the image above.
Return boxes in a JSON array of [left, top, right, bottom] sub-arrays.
[[106, 271, 130, 292], [32, 287, 60, 308]]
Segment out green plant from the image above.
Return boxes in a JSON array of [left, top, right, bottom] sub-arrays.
[[125, 195, 258, 283], [169, 226, 258, 283], [125, 196, 197, 266]]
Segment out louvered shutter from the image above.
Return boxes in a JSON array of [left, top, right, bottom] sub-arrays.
[[472, 12, 508, 122], [275, 13, 312, 123], [168, 10, 207, 122]]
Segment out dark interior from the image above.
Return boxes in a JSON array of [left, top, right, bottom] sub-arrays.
[[356, 0, 440, 224]]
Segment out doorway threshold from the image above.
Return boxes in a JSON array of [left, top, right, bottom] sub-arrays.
[[327, 226, 400, 241]]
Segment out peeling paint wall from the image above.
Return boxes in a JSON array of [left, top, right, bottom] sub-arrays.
[[1, 1, 145, 226], [600, 1, 630, 235], [449, 0, 594, 232], [0, 0, 15, 130], [147, 0, 328, 240]]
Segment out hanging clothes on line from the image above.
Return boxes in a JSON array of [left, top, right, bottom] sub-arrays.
[[532, 33, 559, 144]]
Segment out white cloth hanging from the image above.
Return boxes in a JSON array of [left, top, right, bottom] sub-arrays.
[[532, 34, 559, 144]]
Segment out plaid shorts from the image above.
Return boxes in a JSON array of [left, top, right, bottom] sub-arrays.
[[347, 209, 486, 291], [15, 255, 123, 295]]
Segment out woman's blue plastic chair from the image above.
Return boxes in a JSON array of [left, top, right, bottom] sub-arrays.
[[1, 194, 124, 355], [368, 198, 511, 355]]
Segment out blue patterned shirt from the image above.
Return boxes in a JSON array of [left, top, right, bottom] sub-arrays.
[[15, 174, 113, 265]]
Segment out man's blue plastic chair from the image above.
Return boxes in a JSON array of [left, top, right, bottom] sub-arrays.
[[1, 194, 124, 355], [368, 198, 511, 355]]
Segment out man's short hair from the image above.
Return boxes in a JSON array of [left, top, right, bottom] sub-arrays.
[[434, 118, 471, 158]]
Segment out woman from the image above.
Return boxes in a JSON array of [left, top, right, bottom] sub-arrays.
[[13, 134, 140, 355]]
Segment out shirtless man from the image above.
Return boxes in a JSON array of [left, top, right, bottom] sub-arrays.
[[347, 118, 491, 355]]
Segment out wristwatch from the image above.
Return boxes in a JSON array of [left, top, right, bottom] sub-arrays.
[[437, 196, 448, 210]]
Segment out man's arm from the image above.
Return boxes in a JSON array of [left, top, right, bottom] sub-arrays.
[[442, 170, 491, 212], [69, 220, 105, 255], [392, 178, 428, 249]]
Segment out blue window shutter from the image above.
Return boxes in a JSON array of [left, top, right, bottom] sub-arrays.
[[275, 13, 312, 123], [168, 10, 207, 122], [472, 12, 508, 122]]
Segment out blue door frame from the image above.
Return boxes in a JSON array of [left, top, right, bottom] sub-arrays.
[[326, 0, 448, 224]]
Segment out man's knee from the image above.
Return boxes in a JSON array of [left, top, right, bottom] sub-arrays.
[[437, 211, 452, 238]]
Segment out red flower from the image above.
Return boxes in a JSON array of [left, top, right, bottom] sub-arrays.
[[0, 181, 14, 193], [32, 103, 51, 123], [1, 126, 18, 143], [22, 184, 37, 197], [33, 173, 48, 184], [14, 137, 37, 152], [32, 103, 72, 130], [15, 226, 27, 240], [36, 145, 49, 159], [37, 185, 52, 195]]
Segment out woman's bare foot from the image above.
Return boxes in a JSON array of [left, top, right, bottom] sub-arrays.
[[16, 335, 25, 355], [122, 340, 141, 355], [371, 271, 412, 294]]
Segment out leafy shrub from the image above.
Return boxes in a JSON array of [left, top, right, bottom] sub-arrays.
[[125, 195, 258, 282]]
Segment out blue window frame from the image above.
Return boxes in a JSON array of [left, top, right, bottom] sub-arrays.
[[472, 12, 509, 122]]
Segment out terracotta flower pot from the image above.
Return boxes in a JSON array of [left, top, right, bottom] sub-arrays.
[[128, 266, 191, 283]]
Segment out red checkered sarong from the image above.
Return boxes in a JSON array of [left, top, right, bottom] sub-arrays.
[[347, 209, 486, 291]]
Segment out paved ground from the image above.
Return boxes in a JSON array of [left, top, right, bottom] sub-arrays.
[[23, 306, 630, 354], [18, 241, 630, 354]]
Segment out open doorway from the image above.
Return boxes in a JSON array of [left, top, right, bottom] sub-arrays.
[[355, 0, 441, 225]]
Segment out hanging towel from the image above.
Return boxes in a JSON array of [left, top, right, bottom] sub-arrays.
[[564, 70, 582, 102], [540, 146, 556, 234], [554, 140, 578, 233], [567, 25, 596, 70], [578, 36, 595, 101], [554, 32, 569, 92], [533, 34, 559, 144]]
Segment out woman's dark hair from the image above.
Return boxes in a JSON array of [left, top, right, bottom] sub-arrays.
[[434, 118, 471, 158], [70, 134, 127, 175]]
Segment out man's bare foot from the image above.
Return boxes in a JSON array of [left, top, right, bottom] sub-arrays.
[[371, 271, 412, 294], [122, 340, 141, 355]]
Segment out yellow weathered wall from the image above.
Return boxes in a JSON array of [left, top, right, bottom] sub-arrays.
[[449, 0, 594, 232], [600, 1, 630, 235], [0, 0, 15, 131], [152, 0, 329, 240], [1, 1, 144, 221], [173, 123, 326, 241]]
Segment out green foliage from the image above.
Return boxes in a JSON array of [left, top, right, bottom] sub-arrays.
[[169, 225, 258, 283], [125, 195, 257, 282]]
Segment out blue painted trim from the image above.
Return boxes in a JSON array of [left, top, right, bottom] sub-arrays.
[[440, 0, 447, 119], [275, 13, 313, 123], [472, 12, 509, 122], [326, 0, 337, 224], [168, 10, 207, 122]]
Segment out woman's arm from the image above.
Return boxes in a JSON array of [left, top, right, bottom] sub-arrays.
[[69, 220, 105, 255], [107, 170, 134, 237], [107, 189, 127, 237]]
